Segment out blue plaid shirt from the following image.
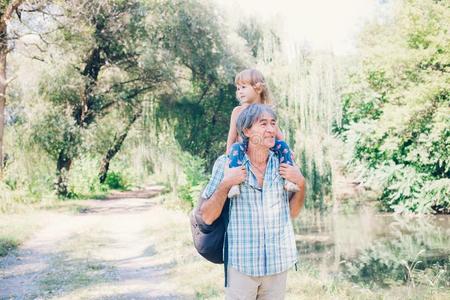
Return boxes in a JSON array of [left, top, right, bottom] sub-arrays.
[[202, 153, 298, 276]]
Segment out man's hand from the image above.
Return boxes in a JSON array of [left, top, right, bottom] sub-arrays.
[[279, 163, 304, 187], [223, 161, 247, 187]]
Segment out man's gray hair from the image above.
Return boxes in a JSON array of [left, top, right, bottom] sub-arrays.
[[236, 104, 277, 141]]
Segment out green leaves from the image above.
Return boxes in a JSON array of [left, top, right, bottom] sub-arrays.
[[32, 109, 82, 161], [178, 152, 208, 208], [336, 0, 450, 213]]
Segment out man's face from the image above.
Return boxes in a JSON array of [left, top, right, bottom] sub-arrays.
[[244, 112, 277, 149]]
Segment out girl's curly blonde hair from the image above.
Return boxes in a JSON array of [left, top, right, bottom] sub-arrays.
[[234, 68, 273, 104]]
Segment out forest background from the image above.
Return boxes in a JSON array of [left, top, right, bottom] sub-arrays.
[[0, 0, 449, 298]]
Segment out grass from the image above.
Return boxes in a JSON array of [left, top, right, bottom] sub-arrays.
[[0, 211, 53, 257], [0, 237, 19, 257]]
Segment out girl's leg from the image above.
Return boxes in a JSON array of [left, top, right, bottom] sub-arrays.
[[272, 140, 295, 166], [272, 140, 300, 192], [227, 143, 246, 198], [228, 143, 246, 168]]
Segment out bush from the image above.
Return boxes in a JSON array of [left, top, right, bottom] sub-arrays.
[[178, 153, 208, 208], [104, 171, 129, 190], [0, 237, 19, 257]]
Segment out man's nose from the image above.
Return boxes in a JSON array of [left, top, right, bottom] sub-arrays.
[[266, 124, 276, 133]]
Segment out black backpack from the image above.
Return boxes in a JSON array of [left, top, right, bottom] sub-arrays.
[[190, 196, 230, 264]]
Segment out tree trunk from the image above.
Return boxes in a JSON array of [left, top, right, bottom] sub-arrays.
[[53, 46, 105, 195], [55, 152, 72, 197], [0, 0, 25, 179], [0, 35, 6, 178], [99, 112, 140, 184]]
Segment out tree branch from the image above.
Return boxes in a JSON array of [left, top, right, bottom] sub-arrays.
[[1, 0, 24, 25]]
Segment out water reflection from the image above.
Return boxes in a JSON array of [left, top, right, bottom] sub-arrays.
[[293, 206, 450, 288]]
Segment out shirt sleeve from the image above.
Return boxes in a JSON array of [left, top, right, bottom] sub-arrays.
[[201, 155, 227, 200]]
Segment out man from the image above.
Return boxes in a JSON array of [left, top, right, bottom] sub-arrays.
[[200, 104, 306, 299]]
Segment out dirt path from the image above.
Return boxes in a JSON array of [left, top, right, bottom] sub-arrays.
[[0, 185, 189, 300]]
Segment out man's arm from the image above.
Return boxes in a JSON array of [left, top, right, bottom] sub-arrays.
[[200, 162, 246, 225], [200, 180, 232, 225], [279, 163, 306, 218], [289, 178, 306, 218]]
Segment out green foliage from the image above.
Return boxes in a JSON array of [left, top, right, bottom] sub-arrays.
[[299, 148, 333, 211], [146, 0, 245, 169], [260, 36, 347, 210], [103, 171, 128, 190], [237, 17, 264, 58], [380, 164, 427, 212], [178, 153, 208, 208], [32, 0, 177, 195], [157, 84, 237, 169], [0, 237, 18, 256], [64, 156, 135, 198], [344, 241, 411, 287], [422, 179, 450, 213], [32, 109, 82, 161], [335, 0, 450, 213], [38, 67, 84, 107], [4, 0, 247, 202], [2, 104, 58, 204], [148, 0, 229, 84], [340, 92, 385, 131]]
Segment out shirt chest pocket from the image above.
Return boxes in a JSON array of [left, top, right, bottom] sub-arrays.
[[265, 174, 287, 208], [270, 173, 285, 191]]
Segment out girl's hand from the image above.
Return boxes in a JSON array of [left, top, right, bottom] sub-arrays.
[[223, 161, 247, 187], [279, 163, 304, 186]]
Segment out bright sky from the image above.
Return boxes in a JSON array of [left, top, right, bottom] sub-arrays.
[[215, 0, 383, 55]]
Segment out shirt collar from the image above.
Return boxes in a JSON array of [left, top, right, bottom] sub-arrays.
[[242, 150, 277, 190], [241, 150, 275, 165]]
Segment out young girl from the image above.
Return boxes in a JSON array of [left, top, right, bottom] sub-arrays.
[[226, 68, 300, 197]]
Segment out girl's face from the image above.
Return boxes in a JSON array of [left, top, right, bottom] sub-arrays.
[[236, 81, 261, 104]]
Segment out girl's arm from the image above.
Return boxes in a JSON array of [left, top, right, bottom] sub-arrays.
[[226, 107, 241, 154]]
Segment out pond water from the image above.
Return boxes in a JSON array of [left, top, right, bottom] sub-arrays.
[[293, 206, 450, 288]]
